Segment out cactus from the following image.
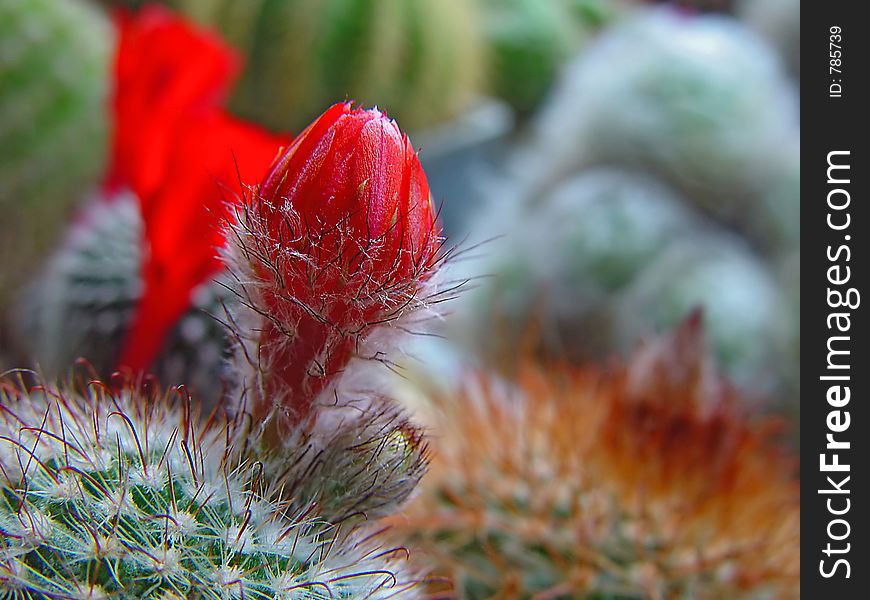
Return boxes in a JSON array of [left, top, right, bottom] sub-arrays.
[[16, 191, 235, 404], [0, 371, 422, 598], [479, 0, 623, 114], [16, 192, 143, 378], [2, 97, 446, 598], [526, 7, 799, 250], [167, 0, 485, 133], [451, 167, 793, 398], [389, 317, 800, 598], [0, 0, 111, 308], [616, 233, 791, 395], [452, 169, 692, 360], [478, 0, 580, 115]]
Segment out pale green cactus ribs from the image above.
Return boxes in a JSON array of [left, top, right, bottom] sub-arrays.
[[169, 0, 485, 133], [528, 7, 800, 253]]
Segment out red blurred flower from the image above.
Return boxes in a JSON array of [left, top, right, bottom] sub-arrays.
[[106, 5, 290, 372], [232, 102, 442, 424]]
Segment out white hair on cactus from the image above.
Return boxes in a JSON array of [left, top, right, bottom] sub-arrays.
[[0, 373, 420, 598]]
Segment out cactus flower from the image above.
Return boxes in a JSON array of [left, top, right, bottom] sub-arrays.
[[227, 102, 443, 431], [109, 6, 290, 374]]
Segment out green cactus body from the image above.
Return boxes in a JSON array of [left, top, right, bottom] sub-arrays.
[[530, 8, 799, 245], [0, 375, 421, 598], [171, 0, 485, 133], [479, 0, 618, 114], [480, 0, 578, 114], [0, 0, 111, 307], [454, 168, 795, 398]]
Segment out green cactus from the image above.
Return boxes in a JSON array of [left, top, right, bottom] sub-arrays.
[[452, 168, 794, 397], [479, 0, 579, 115], [616, 234, 791, 394], [166, 0, 485, 133], [528, 8, 799, 250], [0, 0, 111, 308], [0, 372, 422, 598], [453, 169, 698, 364], [478, 0, 619, 114]]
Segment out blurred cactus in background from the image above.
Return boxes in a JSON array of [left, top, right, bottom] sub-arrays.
[[477, 0, 618, 115], [0, 0, 111, 312], [17, 191, 143, 378], [454, 169, 696, 362], [449, 5, 800, 409], [452, 168, 794, 400], [526, 8, 799, 254], [164, 0, 485, 133], [616, 235, 792, 394], [390, 316, 800, 598]]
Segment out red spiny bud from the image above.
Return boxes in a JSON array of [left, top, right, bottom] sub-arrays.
[[231, 102, 442, 428]]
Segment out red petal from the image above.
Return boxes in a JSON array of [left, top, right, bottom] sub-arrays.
[[106, 5, 240, 198], [109, 7, 291, 372]]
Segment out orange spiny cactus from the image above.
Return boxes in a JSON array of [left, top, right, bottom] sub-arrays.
[[390, 313, 799, 598]]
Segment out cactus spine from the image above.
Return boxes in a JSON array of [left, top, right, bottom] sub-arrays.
[[390, 318, 800, 598], [0, 373, 421, 598]]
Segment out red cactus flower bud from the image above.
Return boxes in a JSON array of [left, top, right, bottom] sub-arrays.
[[230, 102, 442, 429]]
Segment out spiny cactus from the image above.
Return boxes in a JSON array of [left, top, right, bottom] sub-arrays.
[[3, 95, 446, 598], [389, 316, 800, 598], [169, 0, 485, 133], [525, 7, 799, 252], [16, 192, 142, 377], [221, 101, 446, 443], [0, 371, 421, 599], [0, 0, 111, 308]]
